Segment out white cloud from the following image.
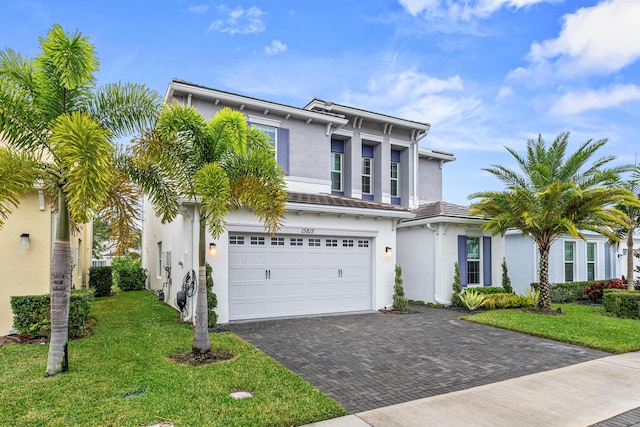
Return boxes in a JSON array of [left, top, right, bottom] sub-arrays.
[[552, 84, 640, 115], [188, 5, 209, 14], [209, 6, 265, 35], [265, 39, 287, 56], [398, 0, 554, 21], [497, 86, 513, 99], [518, 0, 640, 78]]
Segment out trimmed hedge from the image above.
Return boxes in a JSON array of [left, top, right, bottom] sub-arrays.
[[531, 281, 592, 303], [603, 289, 640, 319], [483, 293, 532, 310], [10, 290, 94, 337], [465, 286, 506, 295], [89, 266, 113, 297], [118, 266, 147, 291]]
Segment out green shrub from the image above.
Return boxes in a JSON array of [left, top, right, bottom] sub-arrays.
[[468, 286, 506, 295], [426, 302, 443, 308], [111, 256, 141, 288], [452, 262, 462, 295], [531, 281, 594, 303], [118, 266, 147, 291], [392, 265, 409, 312], [501, 258, 513, 294], [585, 278, 626, 303], [409, 299, 425, 305], [483, 293, 525, 310], [206, 262, 218, 327], [459, 290, 486, 311], [603, 290, 640, 319], [89, 266, 113, 297], [10, 290, 94, 338]]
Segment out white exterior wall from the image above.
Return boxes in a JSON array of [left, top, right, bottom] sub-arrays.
[[142, 197, 399, 324], [397, 221, 505, 305]]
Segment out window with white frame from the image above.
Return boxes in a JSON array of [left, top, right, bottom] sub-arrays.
[[390, 161, 399, 197], [564, 241, 575, 282], [157, 242, 162, 278], [331, 152, 343, 192], [587, 242, 596, 281], [362, 157, 372, 195], [252, 124, 277, 154], [467, 237, 480, 285]]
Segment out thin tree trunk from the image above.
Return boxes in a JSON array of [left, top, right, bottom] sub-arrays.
[[192, 213, 210, 354], [627, 231, 635, 290], [46, 189, 72, 377], [538, 243, 551, 309]]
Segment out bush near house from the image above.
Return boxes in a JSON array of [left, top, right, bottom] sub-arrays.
[[483, 293, 532, 310], [531, 281, 592, 303], [585, 278, 626, 303], [117, 267, 147, 291], [206, 262, 218, 327], [603, 289, 640, 319], [10, 290, 94, 338], [392, 265, 409, 312], [111, 256, 143, 289], [467, 286, 506, 295], [89, 266, 113, 297]]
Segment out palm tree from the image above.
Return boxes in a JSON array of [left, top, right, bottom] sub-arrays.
[[470, 132, 638, 309], [137, 103, 287, 354], [0, 24, 171, 376], [611, 165, 640, 289]]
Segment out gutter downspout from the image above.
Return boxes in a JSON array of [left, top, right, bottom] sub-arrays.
[[427, 223, 451, 305]]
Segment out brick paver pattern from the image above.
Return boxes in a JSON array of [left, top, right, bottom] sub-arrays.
[[229, 306, 608, 413]]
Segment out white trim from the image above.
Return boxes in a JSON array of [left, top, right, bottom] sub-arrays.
[[286, 202, 414, 219], [360, 133, 384, 143], [227, 223, 380, 237], [247, 115, 281, 127], [332, 129, 355, 138], [397, 216, 487, 228]]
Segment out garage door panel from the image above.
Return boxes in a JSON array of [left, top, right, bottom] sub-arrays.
[[229, 233, 372, 321]]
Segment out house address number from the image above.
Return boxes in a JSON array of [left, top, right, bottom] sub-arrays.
[[301, 228, 315, 234]]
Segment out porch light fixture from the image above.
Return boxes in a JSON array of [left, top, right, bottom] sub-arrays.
[[385, 246, 392, 257], [209, 242, 217, 256], [21, 233, 30, 249]]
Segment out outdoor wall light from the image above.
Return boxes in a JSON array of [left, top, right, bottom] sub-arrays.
[[209, 242, 217, 256], [385, 246, 392, 257], [20, 233, 30, 249]]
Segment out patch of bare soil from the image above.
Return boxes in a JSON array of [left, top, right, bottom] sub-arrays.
[[169, 349, 237, 366], [523, 307, 567, 315]]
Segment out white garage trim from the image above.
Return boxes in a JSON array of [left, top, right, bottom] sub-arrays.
[[227, 223, 380, 237]]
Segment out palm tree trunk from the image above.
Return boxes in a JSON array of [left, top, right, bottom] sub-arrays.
[[538, 243, 551, 309], [627, 231, 635, 290], [46, 189, 72, 377], [192, 213, 211, 354]]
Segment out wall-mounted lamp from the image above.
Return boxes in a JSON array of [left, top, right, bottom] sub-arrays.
[[385, 246, 392, 257], [21, 233, 30, 249], [209, 242, 217, 256]]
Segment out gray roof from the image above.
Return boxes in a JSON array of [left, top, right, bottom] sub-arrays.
[[407, 201, 483, 222], [288, 192, 410, 212]]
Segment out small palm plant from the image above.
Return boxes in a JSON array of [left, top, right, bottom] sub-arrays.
[[459, 290, 486, 311]]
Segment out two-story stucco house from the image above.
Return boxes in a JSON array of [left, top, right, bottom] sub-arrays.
[[142, 79, 505, 323]]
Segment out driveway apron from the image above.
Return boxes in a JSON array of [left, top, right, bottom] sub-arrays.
[[228, 307, 608, 413]]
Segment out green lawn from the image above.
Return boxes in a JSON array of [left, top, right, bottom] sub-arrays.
[[464, 303, 640, 354], [0, 291, 346, 427]]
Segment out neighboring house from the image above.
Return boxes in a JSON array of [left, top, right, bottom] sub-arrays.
[[0, 190, 92, 335], [397, 202, 505, 304], [142, 79, 505, 323], [504, 231, 640, 294]]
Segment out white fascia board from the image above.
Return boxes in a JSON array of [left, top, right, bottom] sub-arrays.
[[418, 148, 456, 163], [167, 82, 348, 126], [286, 202, 415, 219], [397, 216, 487, 228]]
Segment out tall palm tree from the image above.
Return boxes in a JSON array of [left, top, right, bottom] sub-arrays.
[[137, 103, 287, 354], [611, 165, 640, 289], [0, 24, 172, 376], [470, 132, 638, 309]]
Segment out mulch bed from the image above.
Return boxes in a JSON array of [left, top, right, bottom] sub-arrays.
[[168, 349, 237, 366], [0, 334, 48, 349]]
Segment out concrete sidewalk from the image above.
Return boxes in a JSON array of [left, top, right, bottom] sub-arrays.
[[304, 352, 640, 427]]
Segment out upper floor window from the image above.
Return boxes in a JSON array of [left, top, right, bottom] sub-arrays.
[[362, 157, 372, 195], [587, 242, 596, 281], [331, 152, 343, 192], [390, 161, 399, 198], [252, 124, 277, 153], [564, 241, 575, 282]]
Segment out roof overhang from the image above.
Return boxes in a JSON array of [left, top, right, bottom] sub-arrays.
[[418, 148, 456, 163], [286, 202, 415, 220], [397, 216, 488, 228], [166, 80, 348, 126]]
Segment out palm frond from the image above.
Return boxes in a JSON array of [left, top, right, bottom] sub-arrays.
[[194, 163, 230, 239], [98, 170, 141, 256], [0, 147, 41, 228]]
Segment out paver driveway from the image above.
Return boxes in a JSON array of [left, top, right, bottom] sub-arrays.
[[228, 306, 608, 413]]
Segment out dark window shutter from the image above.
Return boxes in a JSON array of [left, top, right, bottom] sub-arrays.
[[458, 235, 468, 287], [483, 236, 492, 286], [391, 149, 401, 162], [362, 144, 374, 158], [331, 139, 345, 153], [277, 128, 290, 176]]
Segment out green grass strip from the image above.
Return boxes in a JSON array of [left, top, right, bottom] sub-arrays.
[[0, 291, 346, 426]]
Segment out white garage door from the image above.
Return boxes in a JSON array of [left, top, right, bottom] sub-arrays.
[[228, 233, 372, 321]]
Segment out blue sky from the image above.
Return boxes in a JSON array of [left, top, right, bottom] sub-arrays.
[[2, 0, 639, 205]]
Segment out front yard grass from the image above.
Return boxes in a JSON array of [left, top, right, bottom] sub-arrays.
[[0, 291, 346, 426], [463, 303, 640, 354]]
